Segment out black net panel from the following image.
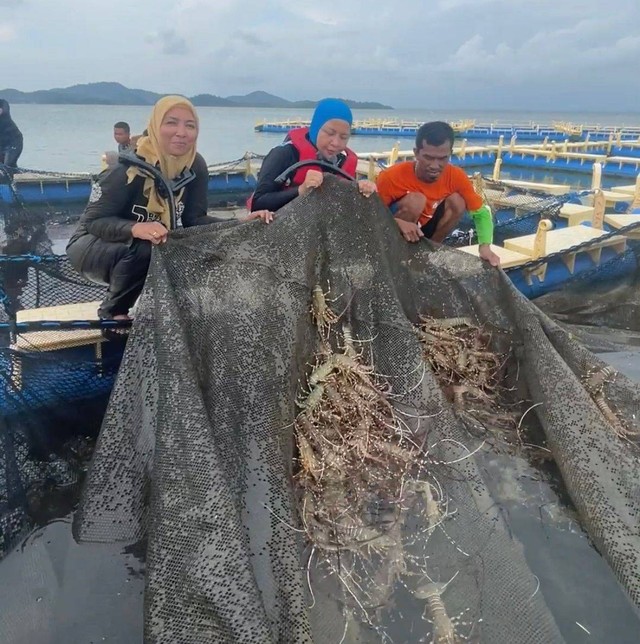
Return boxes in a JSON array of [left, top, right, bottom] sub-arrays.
[[1, 193, 107, 321], [0, 256, 107, 322], [0, 183, 129, 562], [445, 177, 579, 247], [66, 178, 639, 643], [536, 246, 640, 332]]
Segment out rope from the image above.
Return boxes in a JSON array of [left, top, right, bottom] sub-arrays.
[[0, 161, 96, 179], [0, 319, 131, 331], [206, 151, 266, 171], [0, 253, 61, 264], [504, 220, 640, 274]]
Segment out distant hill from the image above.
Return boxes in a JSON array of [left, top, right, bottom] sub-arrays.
[[0, 82, 392, 109], [189, 93, 235, 107], [225, 90, 293, 108], [1, 82, 162, 106]]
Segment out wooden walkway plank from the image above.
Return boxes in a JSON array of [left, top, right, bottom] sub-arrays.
[[498, 179, 571, 195], [503, 226, 626, 257], [458, 244, 530, 268], [604, 214, 640, 240], [558, 203, 595, 226], [12, 301, 104, 352]]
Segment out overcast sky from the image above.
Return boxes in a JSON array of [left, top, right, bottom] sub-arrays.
[[1, 0, 638, 111]]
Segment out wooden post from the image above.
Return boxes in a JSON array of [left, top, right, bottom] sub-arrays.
[[459, 138, 467, 158], [542, 136, 549, 149], [389, 142, 399, 165], [616, 130, 622, 147], [533, 219, 553, 259], [591, 162, 602, 190], [492, 158, 502, 181], [550, 141, 557, 161], [562, 139, 569, 154], [509, 135, 516, 153], [244, 152, 252, 179], [496, 134, 504, 159], [607, 132, 614, 156], [368, 157, 376, 181], [592, 189, 605, 230], [631, 173, 640, 211]]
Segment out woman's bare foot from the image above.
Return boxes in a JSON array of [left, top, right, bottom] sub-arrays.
[[112, 314, 133, 321]]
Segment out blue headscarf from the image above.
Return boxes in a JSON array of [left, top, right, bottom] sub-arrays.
[[308, 98, 353, 146]]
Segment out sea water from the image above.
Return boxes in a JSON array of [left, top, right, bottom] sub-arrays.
[[9, 104, 640, 173]]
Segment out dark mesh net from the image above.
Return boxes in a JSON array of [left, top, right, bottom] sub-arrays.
[[67, 178, 639, 642], [536, 257, 640, 332], [443, 176, 573, 248], [0, 194, 106, 321], [0, 189, 128, 561]]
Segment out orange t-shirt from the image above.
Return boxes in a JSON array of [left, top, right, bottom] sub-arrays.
[[376, 161, 482, 226]]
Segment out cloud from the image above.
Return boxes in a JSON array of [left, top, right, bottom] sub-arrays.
[[437, 16, 640, 82], [145, 28, 189, 55], [438, 0, 504, 8], [0, 0, 638, 111]]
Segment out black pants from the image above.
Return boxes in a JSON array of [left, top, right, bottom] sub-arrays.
[[67, 234, 151, 318], [420, 200, 446, 239], [1, 142, 23, 168]]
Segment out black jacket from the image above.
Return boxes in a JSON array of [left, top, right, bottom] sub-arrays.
[[68, 152, 223, 247], [251, 143, 351, 212], [0, 99, 23, 149]]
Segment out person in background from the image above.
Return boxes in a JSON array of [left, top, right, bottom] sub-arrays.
[[113, 121, 132, 152], [0, 98, 24, 172], [376, 121, 500, 267], [250, 98, 376, 212], [68, 95, 272, 320]]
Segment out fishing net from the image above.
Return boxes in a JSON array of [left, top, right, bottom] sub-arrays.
[[536, 254, 640, 333], [0, 178, 126, 560], [442, 176, 574, 247], [67, 177, 639, 642], [0, 194, 123, 396], [0, 176, 107, 315]]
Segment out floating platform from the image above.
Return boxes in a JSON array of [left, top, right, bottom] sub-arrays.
[[502, 150, 640, 178], [0, 158, 260, 208], [460, 215, 637, 300], [11, 301, 103, 353], [611, 143, 640, 159], [503, 225, 626, 259], [604, 213, 640, 240], [459, 244, 530, 268], [255, 119, 640, 143], [558, 203, 595, 226], [1, 300, 126, 416]]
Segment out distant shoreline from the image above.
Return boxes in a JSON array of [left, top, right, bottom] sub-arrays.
[[0, 82, 393, 110], [1, 102, 392, 109]]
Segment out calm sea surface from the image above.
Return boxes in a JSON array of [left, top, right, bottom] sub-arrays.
[[9, 104, 640, 173]]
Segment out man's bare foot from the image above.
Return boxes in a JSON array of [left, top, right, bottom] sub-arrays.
[[112, 314, 133, 321]]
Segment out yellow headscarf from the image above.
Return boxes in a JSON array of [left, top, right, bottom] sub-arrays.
[[126, 95, 199, 228]]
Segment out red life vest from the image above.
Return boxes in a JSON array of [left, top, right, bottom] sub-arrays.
[[286, 127, 358, 186], [246, 127, 358, 210]]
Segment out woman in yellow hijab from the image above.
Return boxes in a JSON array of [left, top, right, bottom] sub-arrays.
[[67, 96, 272, 320]]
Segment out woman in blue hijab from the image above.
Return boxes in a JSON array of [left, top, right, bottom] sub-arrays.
[[250, 98, 376, 212]]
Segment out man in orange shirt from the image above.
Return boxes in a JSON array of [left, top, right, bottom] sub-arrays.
[[376, 121, 500, 266]]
